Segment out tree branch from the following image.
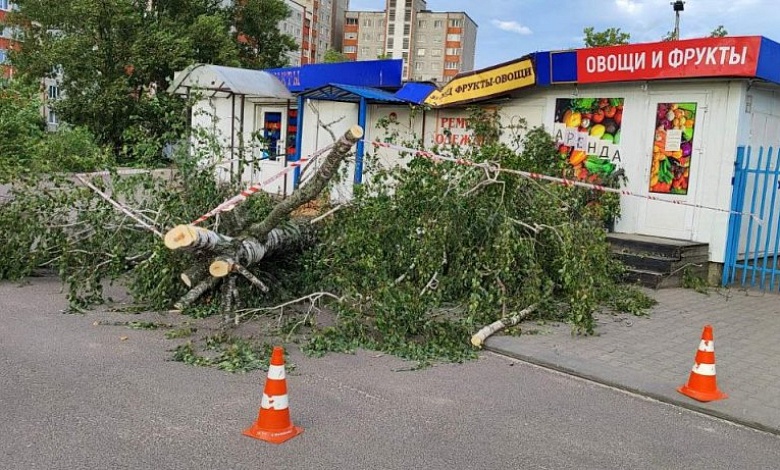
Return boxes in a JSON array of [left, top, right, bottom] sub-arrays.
[[246, 125, 363, 241], [470, 304, 539, 348]]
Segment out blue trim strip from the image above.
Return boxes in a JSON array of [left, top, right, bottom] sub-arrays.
[[293, 95, 304, 188], [355, 98, 367, 184]]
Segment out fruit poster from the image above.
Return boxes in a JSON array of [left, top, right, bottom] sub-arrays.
[[552, 98, 624, 182], [650, 103, 696, 194]]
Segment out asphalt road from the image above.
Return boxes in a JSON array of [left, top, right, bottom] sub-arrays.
[[2, 278, 779, 470]]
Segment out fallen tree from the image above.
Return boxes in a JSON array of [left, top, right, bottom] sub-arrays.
[[163, 124, 363, 314], [0, 110, 656, 364]]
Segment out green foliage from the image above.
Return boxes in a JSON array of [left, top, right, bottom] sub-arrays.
[[171, 341, 211, 366], [682, 266, 710, 294], [303, 108, 653, 363], [663, 25, 728, 42], [165, 326, 197, 338], [231, 0, 298, 69], [583, 27, 631, 47], [0, 81, 45, 171], [0, 81, 114, 181], [0, 129, 276, 311], [8, 0, 294, 164], [170, 335, 275, 373], [323, 49, 351, 63], [710, 25, 728, 38], [1, 104, 654, 366]]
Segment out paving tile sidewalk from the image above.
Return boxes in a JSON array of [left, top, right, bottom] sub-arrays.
[[486, 287, 780, 434]]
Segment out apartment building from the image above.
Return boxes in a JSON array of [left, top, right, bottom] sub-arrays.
[[281, 0, 349, 66], [280, 1, 308, 66], [0, 0, 15, 79], [343, 0, 477, 82]]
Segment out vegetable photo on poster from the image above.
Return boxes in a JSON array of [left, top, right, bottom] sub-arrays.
[[552, 98, 624, 183], [650, 102, 697, 195]]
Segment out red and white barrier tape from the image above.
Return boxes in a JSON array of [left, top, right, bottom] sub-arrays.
[[191, 144, 335, 225], [371, 141, 761, 222]]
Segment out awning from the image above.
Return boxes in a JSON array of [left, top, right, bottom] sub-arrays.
[[167, 63, 293, 100], [298, 83, 408, 103], [393, 82, 437, 104]]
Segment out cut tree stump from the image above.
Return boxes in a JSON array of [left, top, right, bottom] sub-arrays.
[[168, 124, 363, 314]]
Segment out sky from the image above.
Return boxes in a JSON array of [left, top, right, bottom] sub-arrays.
[[347, 0, 779, 69]]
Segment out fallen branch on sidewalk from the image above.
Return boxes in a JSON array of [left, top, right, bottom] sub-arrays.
[[470, 304, 538, 348]]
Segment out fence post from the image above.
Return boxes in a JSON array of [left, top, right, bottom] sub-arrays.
[[723, 146, 746, 287]]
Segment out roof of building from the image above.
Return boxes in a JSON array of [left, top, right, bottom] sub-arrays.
[[167, 64, 293, 99], [299, 83, 409, 103], [393, 82, 438, 104]]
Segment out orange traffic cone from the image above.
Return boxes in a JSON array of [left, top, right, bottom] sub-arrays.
[[243, 346, 303, 444], [677, 325, 727, 402]]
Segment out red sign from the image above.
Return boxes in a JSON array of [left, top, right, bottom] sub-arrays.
[[577, 36, 762, 84]]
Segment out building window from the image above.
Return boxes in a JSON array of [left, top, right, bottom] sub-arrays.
[[48, 111, 58, 125], [346, 17, 358, 25], [48, 85, 60, 100], [363, 19, 372, 27], [432, 63, 439, 70], [446, 33, 461, 42], [402, 52, 408, 60], [446, 48, 461, 56], [403, 24, 410, 35], [445, 62, 459, 70], [362, 33, 372, 40], [378, 33, 385, 42], [404, 10, 411, 21], [377, 48, 384, 56], [0, 0, 8, 11], [418, 20, 427, 28], [433, 20, 443, 28], [449, 19, 462, 27], [417, 48, 426, 56], [344, 32, 357, 40], [402, 38, 409, 49], [387, 38, 394, 48], [415, 62, 423, 71], [388, 9, 395, 20], [0, 49, 6, 64], [344, 46, 357, 53], [361, 47, 369, 55], [431, 49, 441, 57]]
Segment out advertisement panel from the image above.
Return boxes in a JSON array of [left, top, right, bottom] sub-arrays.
[[577, 36, 761, 84], [649, 102, 697, 195], [551, 98, 624, 182]]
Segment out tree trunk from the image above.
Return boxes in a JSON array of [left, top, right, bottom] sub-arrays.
[[167, 125, 363, 313], [165, 225, 232, 251]]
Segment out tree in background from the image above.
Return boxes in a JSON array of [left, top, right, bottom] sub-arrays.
[[709, 25, 728, 37], [323, 49, 351, 63], [8, 0, 295, 165], [662, 24, 728, 41], [233, 0, 298, 69], [583, 27, 631, 47]]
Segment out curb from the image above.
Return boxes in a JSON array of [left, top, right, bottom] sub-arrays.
[[485, 343, 780, 437]]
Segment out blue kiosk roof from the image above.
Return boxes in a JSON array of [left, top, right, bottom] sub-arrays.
[[299, 83, 408, 103]]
